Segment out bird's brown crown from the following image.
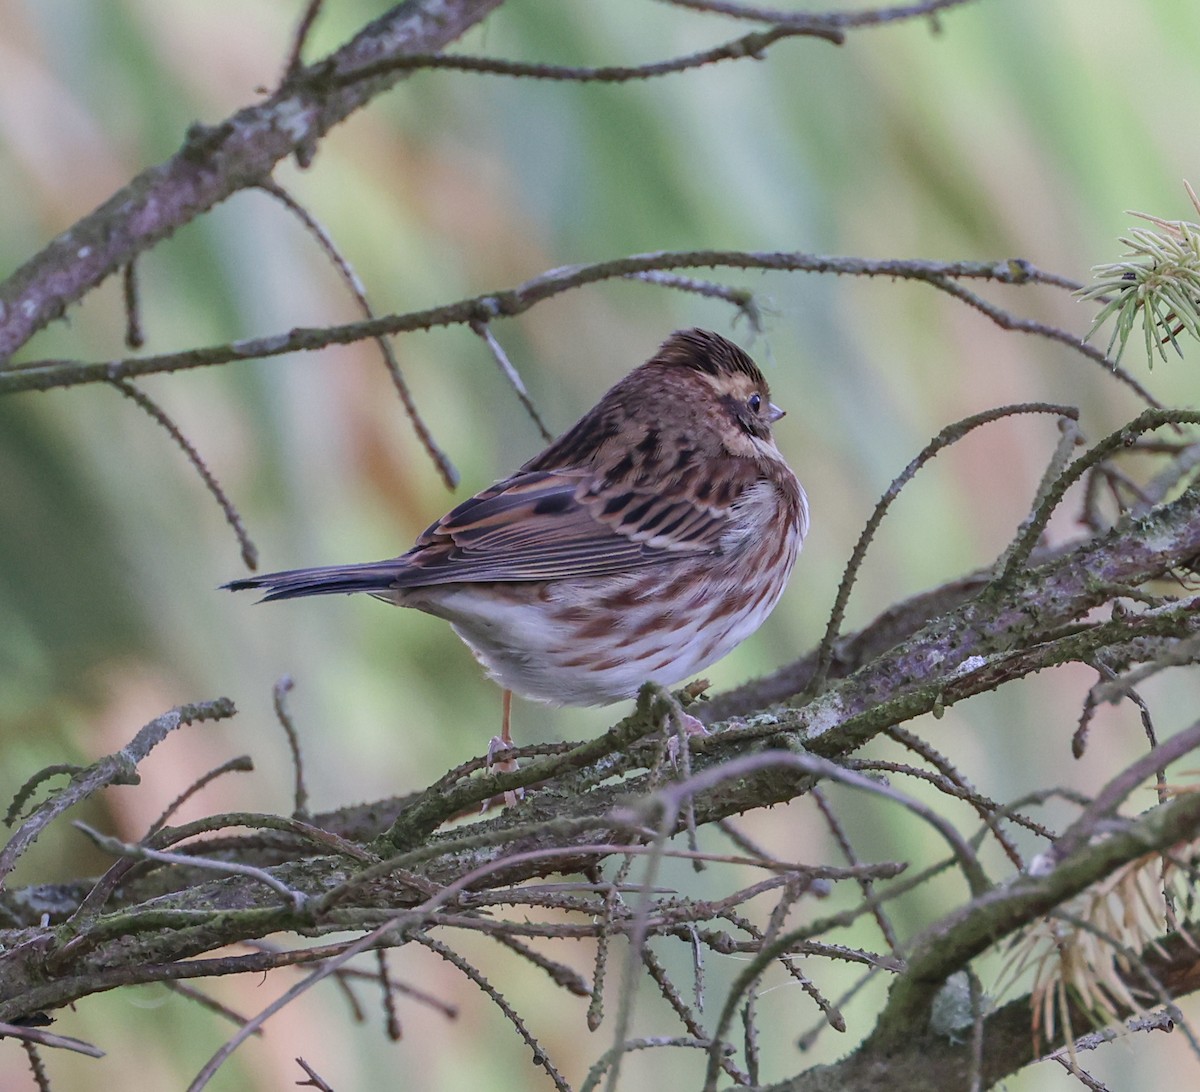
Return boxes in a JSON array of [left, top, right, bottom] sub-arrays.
[[524, 328, 779, 473], [650, 328, 768, 387]]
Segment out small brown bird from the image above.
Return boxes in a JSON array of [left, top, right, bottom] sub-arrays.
[[227, 329, 808, 745]]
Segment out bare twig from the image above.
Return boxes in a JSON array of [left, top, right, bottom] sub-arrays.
[[294, 1056, 336, 1092], [812, 403, 1078, 691], [589, 855, 632, 1031], [658, 0, 981, 31], [0, 0, 507, 363], [256, 179, 459, 489], [470, 320, 554, 441], [322, 25, 840, 89], [0, 253, 1102, 395], [927, 274, 1162, 408], [625, 271, 765, 332], [1052, 719, 1200, 866], [282, 0, 326, 82], [493, 934, 591, 997], [998, 409, 1200, 584], [148, 755, 256, 836], [109, 379, 259, 568], [813, 786, 900, 952], [122, 260, 143, 348], [75, 822, 308, 910], [374, 948, 402, 1041], [419, 936, 571, 1092], [165, 981, 260, 1031], [0, 698, 236, 884], [0, 1022, 105, 1059], [271, 676, 310, 819], [5, 764, 83, 826], [581, 1036, 727, 1092]]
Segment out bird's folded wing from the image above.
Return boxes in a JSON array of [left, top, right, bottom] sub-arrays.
[[394, 468, 752, 586]]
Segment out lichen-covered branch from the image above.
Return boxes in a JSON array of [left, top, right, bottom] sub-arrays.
[[0, 0, 505, 363], [3, 479, 1199, 1079], [0, 253, 1085, 392]]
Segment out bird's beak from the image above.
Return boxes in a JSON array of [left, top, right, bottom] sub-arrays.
[[767, 402, 785, 423]]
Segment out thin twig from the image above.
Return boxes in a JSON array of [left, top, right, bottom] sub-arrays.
[[419, 936, 571, 1092], [0, 1022, 105, 1059], [470, 321, 554, 441], [812, 403, 1078, 691], [1052, 718, 1200, 866], [375, 948, 402, 1040], [493, 934, 591, 996], [589, 855, 633, 1031], [639, 945, 749, 1083], [813, 786, 899, 952], [0, 1, 509, 363], [165, 981, 261, 1032], [0, 252, 1101, 396], [658, 0, 980, 31], [148, 755, 256, 835], [122, 259, 144, 348], [74, 822, 308, 910], [928, 274, 1162, 408], [0, 698, 236, 883], [321, 25, 841, 89], [23, 1042, 50, 1092], [109, 379, 259, 568], [997, 409, 1200, 585], [295, 1056, 336, 1092], [272, 675, 310, 819], [282, 0, 326, 81], [885, 724, 1043, 854], [5, 764, 82, 826], [581, 1036, 727, 1092], [625, 271, 765, 331], [661, 750, 989, 892], [256, 179, 459, 488]]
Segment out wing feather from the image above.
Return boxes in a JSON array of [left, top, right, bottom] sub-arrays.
[[391, 462, 760, 587]]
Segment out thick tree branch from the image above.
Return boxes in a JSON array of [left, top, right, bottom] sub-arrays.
[[2, 481, 1198, 1033], [765, 786, 1200, 1090], [0, 0, 504, 363]]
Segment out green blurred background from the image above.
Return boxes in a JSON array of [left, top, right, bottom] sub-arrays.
[[2, 1, 1199, 1088]]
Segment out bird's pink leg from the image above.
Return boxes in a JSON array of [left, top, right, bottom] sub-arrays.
[[484, 689, 523, 809]]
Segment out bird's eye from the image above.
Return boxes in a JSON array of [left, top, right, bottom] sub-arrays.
[[748, 393, 762, 413]]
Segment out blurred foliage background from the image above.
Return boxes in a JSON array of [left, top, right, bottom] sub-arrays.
[[2, 1, 1200, 1088]]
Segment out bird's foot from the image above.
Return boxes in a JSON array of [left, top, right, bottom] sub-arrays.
[[481, 734, 526, 812], [667, 712, 709, 767]]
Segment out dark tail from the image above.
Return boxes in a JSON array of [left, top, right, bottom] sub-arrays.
[[224, 560, 405, 602]]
